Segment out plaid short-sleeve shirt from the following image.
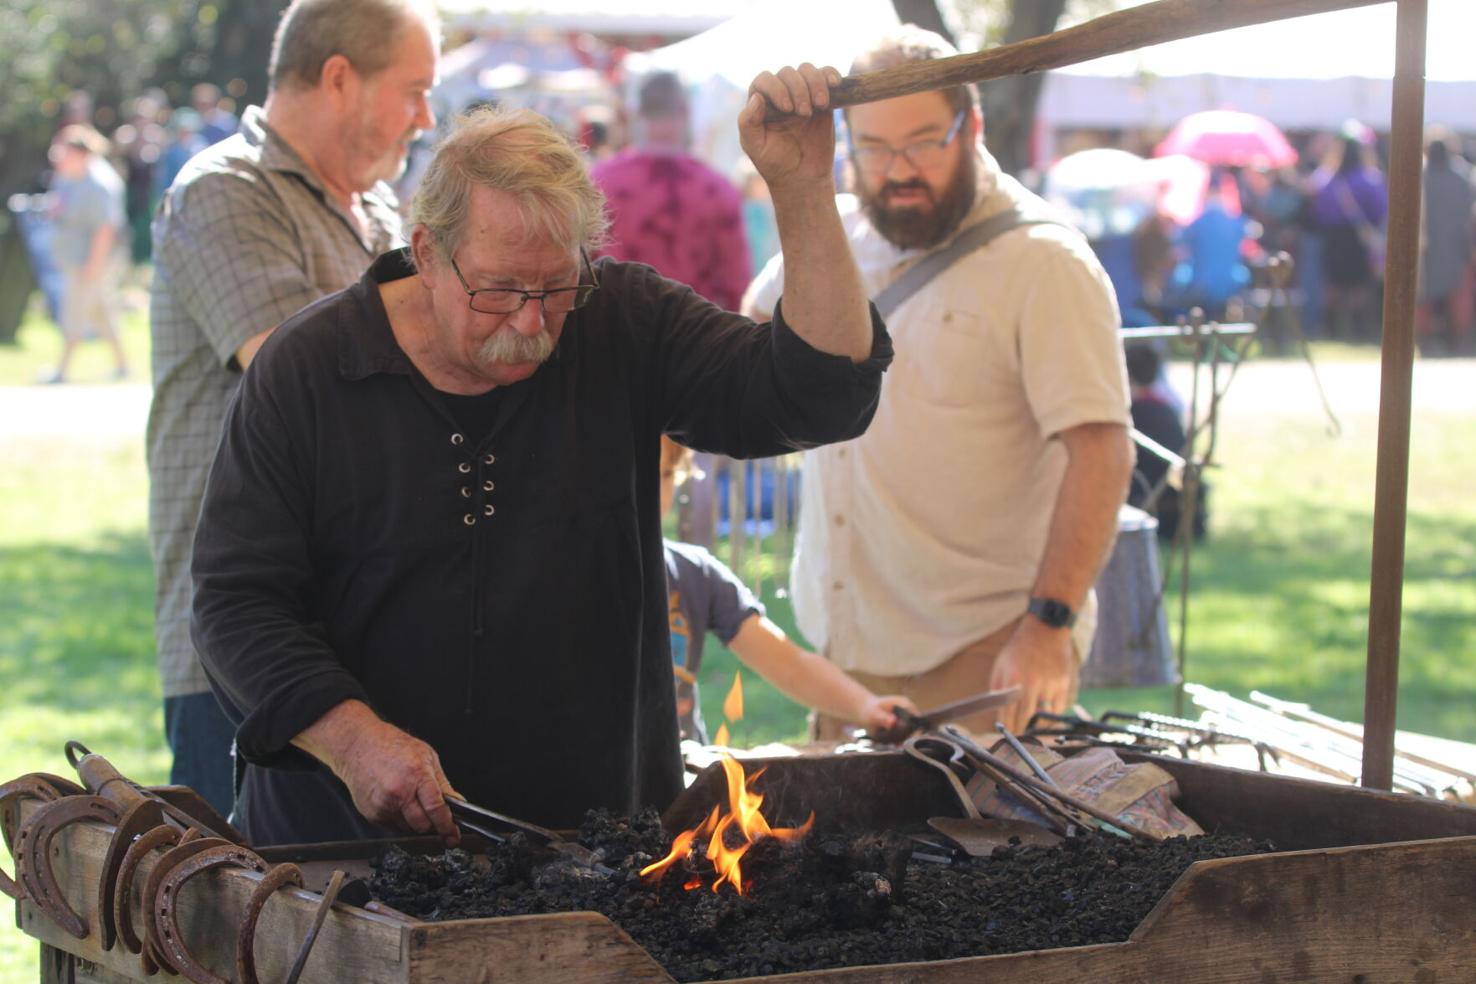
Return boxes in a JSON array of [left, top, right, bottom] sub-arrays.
[[147, 105, 403, 697]]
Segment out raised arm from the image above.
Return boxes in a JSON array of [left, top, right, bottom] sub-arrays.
[[739, 64, 870, 362]]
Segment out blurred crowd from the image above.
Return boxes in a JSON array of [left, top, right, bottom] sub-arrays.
[[1045, 120, 1476, 359], [23, 60, 1476, 384]]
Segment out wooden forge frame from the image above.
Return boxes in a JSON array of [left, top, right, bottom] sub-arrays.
[[16, 751, 1476, 983]]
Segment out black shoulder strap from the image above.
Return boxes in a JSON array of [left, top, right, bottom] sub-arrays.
[[873, 208, 1069, 319]]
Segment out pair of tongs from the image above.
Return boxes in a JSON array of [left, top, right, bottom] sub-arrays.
[[446, 797, 613, 874]]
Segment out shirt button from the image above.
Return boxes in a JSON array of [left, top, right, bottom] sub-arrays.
[[458, 462, 471, 474], [451, 433, 465, 446], [942, 312, 953, 324], [832, 580, 844, 591], [483, 504, 496, 516], [483, 480, 495, 492], [834, 514, 846, 527], [837, 448, 847, 459], [460, 487, 471, 498], [483, 454, 496, 465], [463, 514, 476, 526]]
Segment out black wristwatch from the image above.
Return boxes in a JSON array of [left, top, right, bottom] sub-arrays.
[[1027, 596, 1077, 629]]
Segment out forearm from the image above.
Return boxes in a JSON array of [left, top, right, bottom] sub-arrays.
[[293, 698, 382, 773], [731, 616, 874, 722], [770, 183, 872, 361], [1031, 423, 1135, 607]]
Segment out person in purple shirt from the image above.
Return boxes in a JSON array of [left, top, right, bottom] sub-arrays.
[[591, 71, 751, 312], [1308, 129, 1388, 341]]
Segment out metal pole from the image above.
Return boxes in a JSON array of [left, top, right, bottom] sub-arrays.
[[1361, 0, 1426, 792]]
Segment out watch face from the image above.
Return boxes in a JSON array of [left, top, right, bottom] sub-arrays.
[[1030, 597, 1075, 628]]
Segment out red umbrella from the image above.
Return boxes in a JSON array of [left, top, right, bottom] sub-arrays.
[[1154, 109, 1297, 169]]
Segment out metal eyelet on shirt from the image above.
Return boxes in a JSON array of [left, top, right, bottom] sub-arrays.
[[458, 462, 472, 474], [483, 504, 495, 516], [483, 454, 496, 465], [482, 480, 495, 492], [460, 487, 471, 498], [451, 433, 465, 446], [463, 514, 476, 526]]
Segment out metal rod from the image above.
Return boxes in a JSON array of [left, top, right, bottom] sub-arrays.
[[1119, 323, 1257, 339], [1363, 0, 1426, 793], [1173, 310, 1205, 716], [1252, 691, 1476, 783]]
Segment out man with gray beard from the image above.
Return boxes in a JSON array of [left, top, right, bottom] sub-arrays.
[[191, 68, 893, 845], [148, 0, 439, 816], [744, 26, 1133, 738]]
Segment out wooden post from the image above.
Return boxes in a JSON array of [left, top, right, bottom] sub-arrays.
[[819, 0, 1386, 112], [1362, 0, 1426, 792]]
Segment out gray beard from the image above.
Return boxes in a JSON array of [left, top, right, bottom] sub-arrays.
[[478, 328, 556, 367], [859, 151, 977, 251]]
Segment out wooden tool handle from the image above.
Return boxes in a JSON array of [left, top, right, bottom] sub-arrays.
[[765, 0, 1385, 119]]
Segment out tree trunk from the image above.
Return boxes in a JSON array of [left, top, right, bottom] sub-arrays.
[[890, 0, 958, 44], [979, 0, 1069, 176]]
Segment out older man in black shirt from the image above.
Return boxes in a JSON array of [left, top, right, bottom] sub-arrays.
[[191, 65, 890, 845]]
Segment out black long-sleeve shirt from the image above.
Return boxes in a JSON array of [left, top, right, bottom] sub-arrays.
[[192, 248, 891, 844]]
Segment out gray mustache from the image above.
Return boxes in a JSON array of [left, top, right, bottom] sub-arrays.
[[480, 329, 555, 364]]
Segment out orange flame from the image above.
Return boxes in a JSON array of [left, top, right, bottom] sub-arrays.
[[639, 755, 814, 895], [723, 671, 744, 723], [713, 723, 730, 746]]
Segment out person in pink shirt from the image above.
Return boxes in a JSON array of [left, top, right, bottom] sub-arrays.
[[592, 71, 751, 311]]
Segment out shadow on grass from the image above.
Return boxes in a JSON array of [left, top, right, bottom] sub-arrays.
[[0, 530, 161, 726]]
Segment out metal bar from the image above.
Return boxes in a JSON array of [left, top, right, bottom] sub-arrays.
[[1363, 0, 1426, 793], [816, 0, 1386, 113], [1119, 323, 1257, 339], [1253, 691, 1476, 783]]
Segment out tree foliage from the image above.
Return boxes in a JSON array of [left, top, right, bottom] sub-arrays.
[[0, 0, 284, 198]]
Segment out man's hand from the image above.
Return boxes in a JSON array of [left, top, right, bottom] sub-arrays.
[[988, 619, 1076, 733], [739, 63, 841, 193], [295, 700, 462, 844]]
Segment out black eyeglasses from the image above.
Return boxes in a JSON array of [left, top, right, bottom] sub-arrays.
[[850, 110, 967, 175], [448, 249, 600, 315]]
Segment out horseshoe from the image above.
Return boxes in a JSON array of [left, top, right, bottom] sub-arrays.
[[114, 824, 198, 958], [96, 800, 169, 951], [140, 837, 233, 975], [153, 843, 268, 984], [0, 773, 86, 900], [236, 864, 304, 984], [14, 795, 123, 938]]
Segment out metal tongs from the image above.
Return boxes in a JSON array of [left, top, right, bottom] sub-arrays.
[[446, 796, 614, 874]]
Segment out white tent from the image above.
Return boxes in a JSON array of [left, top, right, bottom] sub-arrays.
[[621, 0, 901, 175], [1040, 0, 1476, 135]]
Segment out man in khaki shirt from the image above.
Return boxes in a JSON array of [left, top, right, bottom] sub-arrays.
[[744, 26, 1133, 735]]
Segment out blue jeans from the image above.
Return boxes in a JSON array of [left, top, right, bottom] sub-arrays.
[[163, 692, 237, 818]]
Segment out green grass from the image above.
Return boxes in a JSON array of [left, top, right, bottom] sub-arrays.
[[0, 285, 151, 386], [2, 307, 1474, 980]]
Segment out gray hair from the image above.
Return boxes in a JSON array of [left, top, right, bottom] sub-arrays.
[[848, 24, 976, 118], [269, 0, 439, 93], [411, 106, 609, 259]]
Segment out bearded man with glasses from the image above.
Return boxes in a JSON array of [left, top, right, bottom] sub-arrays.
[[191, 69, 892, 846], [744, 26, 1133, 740]]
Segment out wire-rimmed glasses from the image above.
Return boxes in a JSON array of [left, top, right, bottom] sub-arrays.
[[449, 248, 600, 315], [849, 110, 967, 175]]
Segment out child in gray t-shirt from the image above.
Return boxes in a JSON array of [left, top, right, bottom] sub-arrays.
[[661, 438, 915, 742]]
